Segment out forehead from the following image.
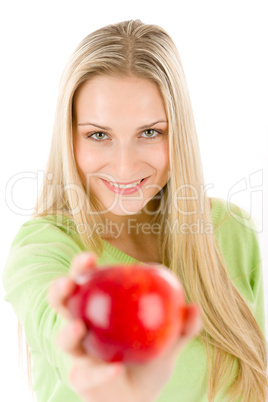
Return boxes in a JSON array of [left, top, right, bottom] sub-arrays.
[[73, 75, 167, 122]]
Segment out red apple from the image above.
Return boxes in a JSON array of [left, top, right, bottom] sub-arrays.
[[66, 263, 186, 364]]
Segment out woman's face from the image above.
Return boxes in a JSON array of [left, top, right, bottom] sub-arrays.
[[73, 75, 169, 216]]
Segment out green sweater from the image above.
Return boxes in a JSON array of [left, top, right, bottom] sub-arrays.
[[2, 197, 265, 402]]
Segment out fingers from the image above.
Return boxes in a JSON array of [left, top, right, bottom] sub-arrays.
[[70, 252, 98, 281], [166, 304, 202, 358], [47, 276, 77, 319], [70, 360, 122, 394], [168, 304, 202, 358], [47, 252, 98, 319], [57, 318, 88, 357], [181, 304, 202, 339], [57, 319, 123, 393]]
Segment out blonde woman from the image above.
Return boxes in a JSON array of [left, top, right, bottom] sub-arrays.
[[3, 20, 267, 402]]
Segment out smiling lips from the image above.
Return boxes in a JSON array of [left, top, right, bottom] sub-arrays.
[[101, 177, 149, 195], [109, 179, 143, 189]]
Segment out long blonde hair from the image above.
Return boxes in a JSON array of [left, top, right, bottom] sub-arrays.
[[25, 20, 268, 400]]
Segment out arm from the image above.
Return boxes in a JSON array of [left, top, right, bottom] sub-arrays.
[[3, 216, 202, 402], [2, 216, 84, 386]]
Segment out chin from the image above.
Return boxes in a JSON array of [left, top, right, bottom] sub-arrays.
[[106, 205, 144, 217]]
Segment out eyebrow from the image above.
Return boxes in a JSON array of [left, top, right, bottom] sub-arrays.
[[77, 120, 168, 131]]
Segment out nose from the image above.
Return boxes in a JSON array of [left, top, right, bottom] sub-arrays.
[[112, 142, 140, 181]]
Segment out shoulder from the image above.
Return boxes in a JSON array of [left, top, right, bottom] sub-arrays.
[[210, 197, 260, 257], [9, 214, 83, 250], [210, 196, 260, 258], [3, 214, 85, 286], [3, 214, 85, 298], [210, 196, 261, 279], [210, 197, 262, 307], [210, 197, 258, 233]]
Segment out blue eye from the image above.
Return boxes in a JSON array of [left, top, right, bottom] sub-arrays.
[[140, 129, 161, 139]]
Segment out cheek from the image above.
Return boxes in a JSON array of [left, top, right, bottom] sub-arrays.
[[75, 144, 103, 175], [157, 145, 170, 185], [74, 144, 106, 188], [150, 143, 170, 175]]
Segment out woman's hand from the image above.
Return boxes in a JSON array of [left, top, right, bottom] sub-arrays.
[[48, 253, 202, 402]]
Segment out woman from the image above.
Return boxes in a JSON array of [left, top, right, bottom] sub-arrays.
[[3, 20, 267, 401]]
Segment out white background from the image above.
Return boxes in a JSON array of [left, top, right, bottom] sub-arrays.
[[0, 1, 267, 400]]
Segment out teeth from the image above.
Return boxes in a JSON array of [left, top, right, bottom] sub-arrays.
[[109, 179, 142, 189]]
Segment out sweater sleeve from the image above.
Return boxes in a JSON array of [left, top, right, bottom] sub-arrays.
[[212, 199, 266, 337], [246, 227, 266, 337], [2, 216, 85, 390]]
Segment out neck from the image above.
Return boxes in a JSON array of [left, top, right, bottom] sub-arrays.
[[99, 198, 160, 241]]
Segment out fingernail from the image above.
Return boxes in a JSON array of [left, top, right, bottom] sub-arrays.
[[78, 252, 96, 266], [76, 272, 93, 284], [79, 252, 91, 261], [56, 277, 68, 290], [105, 364, 122, 377]]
